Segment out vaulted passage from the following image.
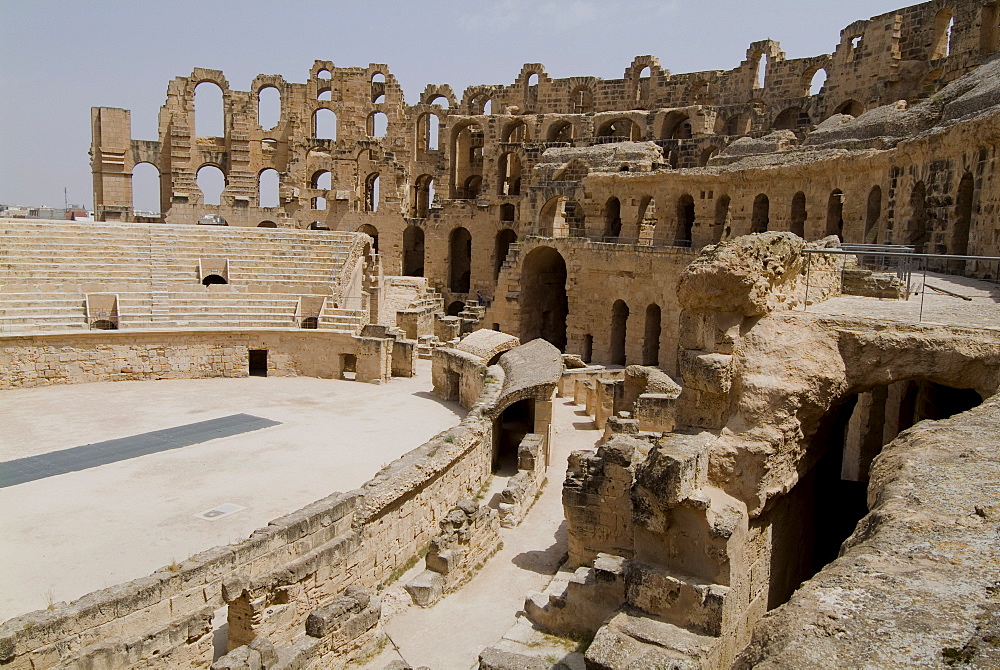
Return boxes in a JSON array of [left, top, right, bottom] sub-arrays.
[[520, 247, 567, 351], [449, 227, 472, 293], [610, 299, 629, 365], [766, 379, 983, 610], [493, 399, 534, 475]]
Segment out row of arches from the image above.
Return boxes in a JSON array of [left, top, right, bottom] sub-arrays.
[[603, 300, 662, 367]]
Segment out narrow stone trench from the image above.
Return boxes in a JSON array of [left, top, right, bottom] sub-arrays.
[[361, 395, 601, 669]]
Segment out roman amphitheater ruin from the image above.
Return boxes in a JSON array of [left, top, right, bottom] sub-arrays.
[[2, 0, 1000, 667]]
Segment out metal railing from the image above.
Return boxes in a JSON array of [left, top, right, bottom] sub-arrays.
[[802, 247, 1000, 323]]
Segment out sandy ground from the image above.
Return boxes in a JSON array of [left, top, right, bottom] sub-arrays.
[[361, 394, 602, 670], [0, 360, 464, 621]]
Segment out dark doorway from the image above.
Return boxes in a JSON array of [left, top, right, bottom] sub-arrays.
[[447, 300, 465, 316], [751, 194, 769, 234], [953, 173, 974, 256], [675, 195, 695, 246], [520, 247, 568, 351], [403, 225, 425, 276], [494, 399, 534, 475], [610, 300, 629, 365], [341, 353, 357, 380], [790, 192, 807, 238], [449, 227, 472, 293], [826, 190, 844, 240], [643, 303, 661, 366], [202, 274, 228, 286], [248, 350, 267, 377]]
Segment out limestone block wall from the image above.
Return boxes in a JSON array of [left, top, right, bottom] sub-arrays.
[[0, 329, 393, 390], [0, 353, 507, 670]]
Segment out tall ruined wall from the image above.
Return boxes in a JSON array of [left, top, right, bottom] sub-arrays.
[[92, 0, 1000, 313]]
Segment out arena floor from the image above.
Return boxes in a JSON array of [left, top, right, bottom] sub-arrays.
[[0, 360, 464, 621]]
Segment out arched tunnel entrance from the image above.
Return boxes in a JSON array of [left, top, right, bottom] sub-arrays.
[[520, 246, 567, 351], [765, 379, 983, 609], [493, 398, 534, 476]]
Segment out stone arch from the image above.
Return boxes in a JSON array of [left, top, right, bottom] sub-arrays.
[[953, 173, 974, 255], [403, 225, 425, 276], [675, 194, 695, 246], [495, 228, 518, 280], [498, 152, 522, 196], [773, 107, 809, 131], [699, 146, 719, 166], [539, 196, 569, 238], [364, 173, 380, 212], [791, 192, 807, 238], [643, 303, 662, 367], [520, 247, 568, 351], [596, 117, 641, 141], [805, 67, 828, 96], [417, 112, 440, 151], [502, 120, 529, 143], [604, 197, 623, 239], [194, 81, 224, 137], [258, 220, 277, 228], [357, 223, 379, 254], [833, 100, 864, 117], [610, 300, 630, 365], [715, 195, 731, 243], [826, 189, 845, 240], [257, 86, 281, 130], [547, 120, 575, 143], [258, 168, 279, 208], [313, 108, 337, 139], [449, 227, 472, 293], [196, 164, 226, 206], [367, 111, 388, 137], [931, 7, 955, 59], [413, 174, 435, 218], [661, 111, 692, 140], [865, 186, 882, 243], [451, 121, 484, 198], [131, 162, 161, 215], [752, 194, 770, 233]]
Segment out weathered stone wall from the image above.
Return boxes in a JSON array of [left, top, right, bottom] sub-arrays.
[[0, 352, 506, 670], [0, 328, 392, 389]]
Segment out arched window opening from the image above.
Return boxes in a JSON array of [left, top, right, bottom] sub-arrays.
[[548, 121, 574, 142], [953, 173, 974, 256], [526, 73, 540, 109], [502, 121, 528, 143], [772, 381, 983, 607], [808, 68, 828, 96], [715, 195, 731, 243], [258, 169, 279, 208], [493, 399, 534, 474], [428, 94, 450, 109], [675, 194, 695, 246], [791, 191, 807, 238], [358, 223, 379, 254], [452, 123, 484, 198], [311, 170, 331, 210], [539, 196, 568, 238], [865, 186, 882, 243], [449, 227, 473, 293], [202, 274, 227, 286], [317, 69, 331, 79], [258, 220, 277, 228], [131, 162, 160, 215], [194, 81, 224, 137], [662, 112, 692, 140], [413, 175, 435, 218], [314, 108, 337, 139], [932, 9, 955, 59], [610, 300, 629, 365], [604, 197, 623, 239], [636, 66, 651, 103], [495, 228, 518, 280], [498, 153, 522, 195], [418, 113, 440, 151], [196, 165, 225, 206], [368, 112, 388, 138], [520, 247, 568, 351], [500, 203, 516, 222], [365, 174, 380, 212], [597, 118, 640, 141], [482, 99, 493, 115], [827, 190, 845, 241], [982, 3, 1000, 55], [755, 52, 768, 89], [572, 86, 594, 114], [403, 226, 425, 276], [257, 86, 281, 130], [317, 89, 332, 102], [642, 303, 661, 367], [752, 194, 770, 234], [638, 196, 657, 245]]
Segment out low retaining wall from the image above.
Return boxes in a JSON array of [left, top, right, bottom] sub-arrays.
[[0, 363, 505, 669], [0, 328, 392, 389]]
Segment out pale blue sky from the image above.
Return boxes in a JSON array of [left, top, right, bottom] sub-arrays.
[[1, 0, 905, 210]]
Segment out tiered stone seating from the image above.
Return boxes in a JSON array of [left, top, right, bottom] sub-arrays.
[[0, 219, 365, 333]]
